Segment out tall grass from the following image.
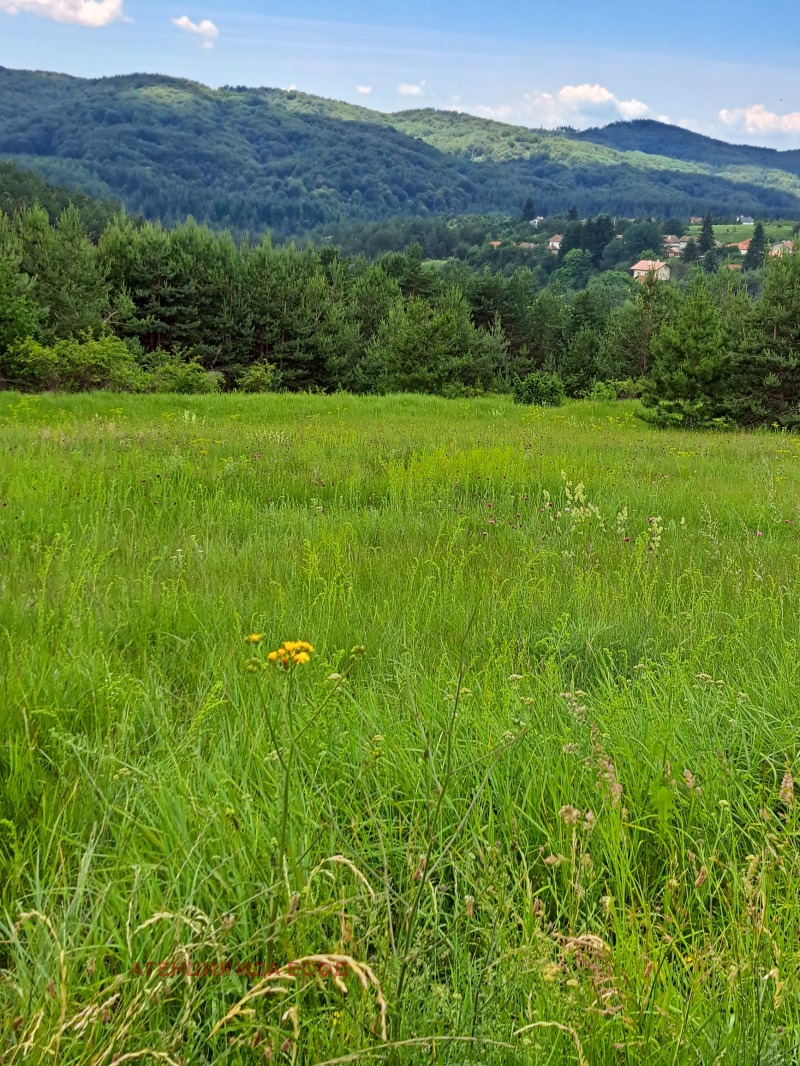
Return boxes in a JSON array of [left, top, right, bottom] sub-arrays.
[[1, 391, 799, 1063]]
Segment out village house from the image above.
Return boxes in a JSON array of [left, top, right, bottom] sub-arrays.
[[770, 240, 794, 256], [488, 240, 502, 248], [726, 239, 751, 256], [547, 234, 563, 253], [662, 235, 685, 259], [518, 242, 536, 249], [690, 216, 704, 225], [737, 215, 755, 225], [630, 259, 670, 282]]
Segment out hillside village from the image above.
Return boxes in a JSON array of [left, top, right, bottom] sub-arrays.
[[484, 211, 798, 283]]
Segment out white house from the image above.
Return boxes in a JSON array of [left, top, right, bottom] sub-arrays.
[[547, 234, 563, 253]]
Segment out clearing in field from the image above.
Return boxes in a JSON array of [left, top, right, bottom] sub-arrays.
[[2, 392, 799, 1064]]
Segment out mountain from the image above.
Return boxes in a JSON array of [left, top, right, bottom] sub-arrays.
[[574, 119, 800, 175], [2, 67, 800, 236]]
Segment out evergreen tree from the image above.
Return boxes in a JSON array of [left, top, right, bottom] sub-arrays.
[[642, 279, 731, 426], [703, 247, 718, 274], [729, 250, 800, 426], [698, 213, 715, 254], [0, 251, 40, 371], [16, 204, 108, 341], [743, 222, 768, 272], [521, 197, 535, 222], [682, 239, 699, 264]]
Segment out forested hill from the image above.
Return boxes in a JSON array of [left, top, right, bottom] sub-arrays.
[[574, 119, 800, 174], [3, 66, 800, 235]]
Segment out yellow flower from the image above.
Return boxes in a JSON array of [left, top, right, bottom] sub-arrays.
[[264, 640, 314, 667], [246, 633, 265, 644]]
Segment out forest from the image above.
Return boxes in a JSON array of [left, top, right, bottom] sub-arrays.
[[4, 67, 800, 235], [1, 164, 800, 428]]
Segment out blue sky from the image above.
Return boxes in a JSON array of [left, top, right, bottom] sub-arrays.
[[2, 0, 800, 147]]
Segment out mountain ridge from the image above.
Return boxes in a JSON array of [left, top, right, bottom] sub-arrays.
[[1, 67, 799, 234]]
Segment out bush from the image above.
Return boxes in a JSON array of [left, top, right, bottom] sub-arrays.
[[236, 361, 282, 393], [587, 380, 618, 402], [150, 360, 223, 394], [4, 335, 147, 392], [513, 371, 566, 407]]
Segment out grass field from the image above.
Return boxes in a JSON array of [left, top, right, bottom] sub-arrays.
[[2, 391, 800, 1064], [686, 221, 796, 245]]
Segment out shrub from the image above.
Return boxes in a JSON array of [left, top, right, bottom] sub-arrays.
[[4, 335, 148, 392], [150, 360, 223, 394], [513, 371, 566, 407], [237, 361, 282, 393], [587, 380, 618, 402]]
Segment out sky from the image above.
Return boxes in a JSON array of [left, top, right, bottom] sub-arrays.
[[2, 0, 800, 148]]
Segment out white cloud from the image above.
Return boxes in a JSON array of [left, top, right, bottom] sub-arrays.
[[719, 104, 800, 137], [356, 85, 372, 95], [397, 80, 426, 97], [474, 83, 653, 129], [171, 14, 219, 46], [0, 0, 122, 25]]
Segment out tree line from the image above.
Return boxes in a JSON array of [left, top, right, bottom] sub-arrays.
[[1, 202, 800, 426]]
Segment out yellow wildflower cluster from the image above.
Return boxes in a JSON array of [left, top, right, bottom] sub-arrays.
[[267, 640, 314, 667]]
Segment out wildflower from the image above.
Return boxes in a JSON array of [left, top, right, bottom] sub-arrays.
[[246, 633, 265, 644], [780, 771, 795, 807], [266, 640, 314, 667], [757, 531, 763, 538]]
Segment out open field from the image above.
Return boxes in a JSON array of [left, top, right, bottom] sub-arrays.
[[686, 221, 796, 245], [2, 392, 800, 1064]]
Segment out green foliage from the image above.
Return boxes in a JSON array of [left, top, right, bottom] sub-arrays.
[[0, 159, 123, 237], [4, 69, 800, 236], [0, 250, 39, 361], [743, 221, 768, 271], [3, 334, 147, 392], [642, 280, 731, 426], [513, 369, 566, 406], [236, 360, 282, 393], [587, 379, 619, 401], [366, 287, 503, 395], [15, 204, 109, 341], [698, 213, 715, 255], [150, 357, 224, 394]]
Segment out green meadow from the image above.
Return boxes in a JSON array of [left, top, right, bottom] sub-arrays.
[[686, 221, 796, 245], [2, 392, 800, 1064]]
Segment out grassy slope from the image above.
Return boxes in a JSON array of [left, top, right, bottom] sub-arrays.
[[2, 392, 799, 1062], [686, 221, 796, 244]]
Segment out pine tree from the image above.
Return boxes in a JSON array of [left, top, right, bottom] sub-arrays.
[[742, 222, 768, 272], [729, 249, 800, 426], [0, 251, 39, 367], [16, 204, 108, 341], [641, 279, 731, 426], [682, 239, 699, 264], [698, 213, 715, 254]]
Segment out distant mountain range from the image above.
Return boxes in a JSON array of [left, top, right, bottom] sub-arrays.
[[2, 67, 800, 236]]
